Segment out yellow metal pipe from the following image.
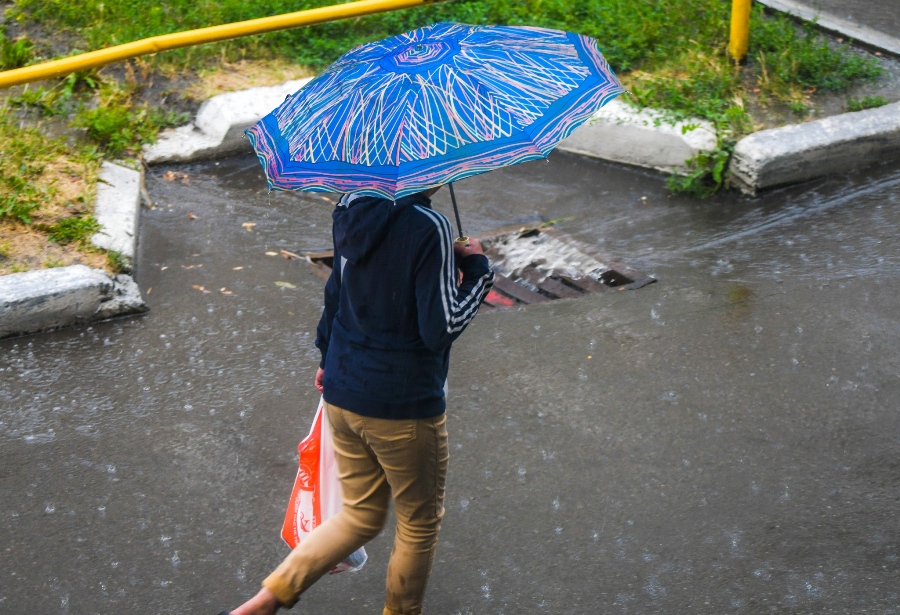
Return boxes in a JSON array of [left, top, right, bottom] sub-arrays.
[[0, 0, 446, 89], [728, 0, 752, 61]]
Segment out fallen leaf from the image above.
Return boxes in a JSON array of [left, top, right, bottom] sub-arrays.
[[192, 284, 211, 293], [160, 266, 168, 271], [162, 170, 190, 183], [188, 213, 197, 220], [146, 287, 152, 294], [265, 251, 279, 256], [274, 281, 297, 289], [219, 288, 233, 295], [280, 249, 301, 260], [242, 222, 257, 231], [233, 266, 244, 271], [181, 264, 203, 270]]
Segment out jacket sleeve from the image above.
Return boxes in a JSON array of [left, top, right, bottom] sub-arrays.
[[315, 243, 342, 368], [414, 211, 494, 353]]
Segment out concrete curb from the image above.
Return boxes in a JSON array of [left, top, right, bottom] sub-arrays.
[[0, 265, 147, 340], [91, 161, 142, 271], [143, 78, 313, 164], [556, 99, 718, 174], [0, 161, 148, 340], [730, 101, 900, 195], [756, 0, 900, 57]]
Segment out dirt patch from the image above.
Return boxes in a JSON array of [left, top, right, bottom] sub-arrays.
[[184, 58, 314, 101], [0, 220, 108, 275], [0, 152, 108, 276]]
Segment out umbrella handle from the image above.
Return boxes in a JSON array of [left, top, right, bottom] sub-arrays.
[[448, 182, 464, 240], [455, 236, 471, 247]]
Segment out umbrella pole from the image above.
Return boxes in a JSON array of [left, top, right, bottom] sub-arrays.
[[448, 183, 468, 244]]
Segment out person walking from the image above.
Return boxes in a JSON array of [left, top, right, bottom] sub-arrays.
[[222, 185, 494, 615]]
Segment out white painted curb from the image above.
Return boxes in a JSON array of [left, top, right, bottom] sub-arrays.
[[730, 101, 900, 195], [143, 78, 313, 164], [91, 161, 142, 269], [0, 265, 147, 340], [556, 98, 718, 173]]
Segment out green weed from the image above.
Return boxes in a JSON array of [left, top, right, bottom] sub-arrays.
[[667, 138, 735, 198], [43, 214, 100, 245], [846, 95, 890, 112], [750, 7, 882, 102], [106, 249, 127, 273], [44, 258, 65, 268], [11, 71, 101, 116], [71, 82, 189, 155], [0, 27, 34, 70], [0, 111, 56, 223], [0, 242, 10, 259]]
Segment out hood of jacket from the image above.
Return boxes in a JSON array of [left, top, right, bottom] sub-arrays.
[[332, 191, 432, 264]]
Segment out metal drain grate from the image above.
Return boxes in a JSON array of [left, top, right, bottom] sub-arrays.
[[303, 224, 654, 311]]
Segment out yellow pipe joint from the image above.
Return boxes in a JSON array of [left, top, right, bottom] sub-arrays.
[[0, 0, 446, 89], [728, 0, 752, 62]]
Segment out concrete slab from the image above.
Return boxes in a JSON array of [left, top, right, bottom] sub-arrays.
[[557, 98, 719, 174], [0, 265, 147, 339], [143, 78, 313, 164], [90, 161, 142, 270], [730, 101, 900, 195]]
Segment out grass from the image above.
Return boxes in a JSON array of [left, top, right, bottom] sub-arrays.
[[0, 26, 34, 69], [627, 5, 883, 195], [0, 106, 109, 274], [846, 95, 890, 112], [70, 80, 189, 156]]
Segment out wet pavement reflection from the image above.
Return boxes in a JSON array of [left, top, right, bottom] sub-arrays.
[[2, 152, 899, 614]]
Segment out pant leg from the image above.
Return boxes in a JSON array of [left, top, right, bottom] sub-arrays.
[[262, 403, 391, 607], [344, 412, 449, 615]]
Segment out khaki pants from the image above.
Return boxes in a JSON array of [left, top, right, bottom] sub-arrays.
[[263, 402, 449, 615]]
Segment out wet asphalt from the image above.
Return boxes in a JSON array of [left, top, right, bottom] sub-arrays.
[[1, 151, 899, 615]]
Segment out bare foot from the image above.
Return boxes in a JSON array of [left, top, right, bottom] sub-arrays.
[[229, 587, 281, 615]]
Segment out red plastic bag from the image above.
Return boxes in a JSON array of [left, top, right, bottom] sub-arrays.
[[281, 397, 367, 573]]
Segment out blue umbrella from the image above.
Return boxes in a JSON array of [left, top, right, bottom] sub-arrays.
[[247, 21, 624, 206]]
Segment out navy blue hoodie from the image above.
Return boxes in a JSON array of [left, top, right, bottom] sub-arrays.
[[316, 191, 494, 420]]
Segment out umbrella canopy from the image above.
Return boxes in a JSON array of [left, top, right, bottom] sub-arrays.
[[246, 21, 625, 201]]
